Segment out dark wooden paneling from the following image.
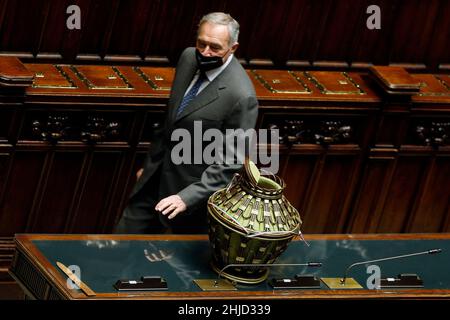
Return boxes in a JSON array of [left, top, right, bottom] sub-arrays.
[[313, 0, 366, 67], [376, 156, 428, 232], [0, 152, 10, 214], [443, 200, 450, 232], [302, 154, 362, 233], [388, 0, 442, 68], [427, 0, 450, 70], [351, 0, 395, 67], [76, 0, 118, 61], [376, 113, 409, 146], [0, 108, 14, 142], [102, 150, 139, 233], [67, 150, 125, 233], [0, 237, 14, 275], [406, 155, 450, 232], [0, 0, 47, 57], [0, 151, 46, 236], [37, 0, 72, 59], [1, 0, 448, 71], [1, 60, 448, 238], [28, 150, 85, 233], [0, 282, 23, 299], [281, 153, 318, 213], [140, 111, 167, 142], [348, 158, 394, 233], [108, 0, 153, 57]]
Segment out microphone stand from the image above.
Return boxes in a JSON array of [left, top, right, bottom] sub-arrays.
[[340, 248, 441, 285]]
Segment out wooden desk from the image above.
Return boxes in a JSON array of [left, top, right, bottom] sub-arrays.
[[9, 233, 450, 300]]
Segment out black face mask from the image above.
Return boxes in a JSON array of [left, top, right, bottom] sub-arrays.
[[195, 49, 229, 72]]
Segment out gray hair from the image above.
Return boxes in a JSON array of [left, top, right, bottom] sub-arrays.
[[198, 12, 240, 46]]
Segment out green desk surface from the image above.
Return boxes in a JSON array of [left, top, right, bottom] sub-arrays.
[[10, 234, 450, 299]]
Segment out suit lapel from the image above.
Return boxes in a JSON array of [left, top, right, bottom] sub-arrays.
[[174, 80, 223, 122]]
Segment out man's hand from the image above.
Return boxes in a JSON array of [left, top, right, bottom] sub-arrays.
[[136, 168, 144, 180], [155, 195, 187, 220]]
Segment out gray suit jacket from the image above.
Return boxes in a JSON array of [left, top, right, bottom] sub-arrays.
[[130, 47, 258, 227]]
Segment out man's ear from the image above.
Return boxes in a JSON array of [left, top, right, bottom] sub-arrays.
[[230, 42, 239, 53]]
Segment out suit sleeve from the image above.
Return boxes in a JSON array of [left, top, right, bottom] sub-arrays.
[[177, 95, 259, 209]]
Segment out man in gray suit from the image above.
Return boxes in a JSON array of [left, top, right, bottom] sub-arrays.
[[115, 12, 258, 234]]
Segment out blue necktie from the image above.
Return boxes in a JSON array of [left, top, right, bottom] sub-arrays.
[[176, 71, 207, 118]]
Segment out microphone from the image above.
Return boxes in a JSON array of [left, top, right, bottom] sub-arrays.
[[340, 248, 442, 285]]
